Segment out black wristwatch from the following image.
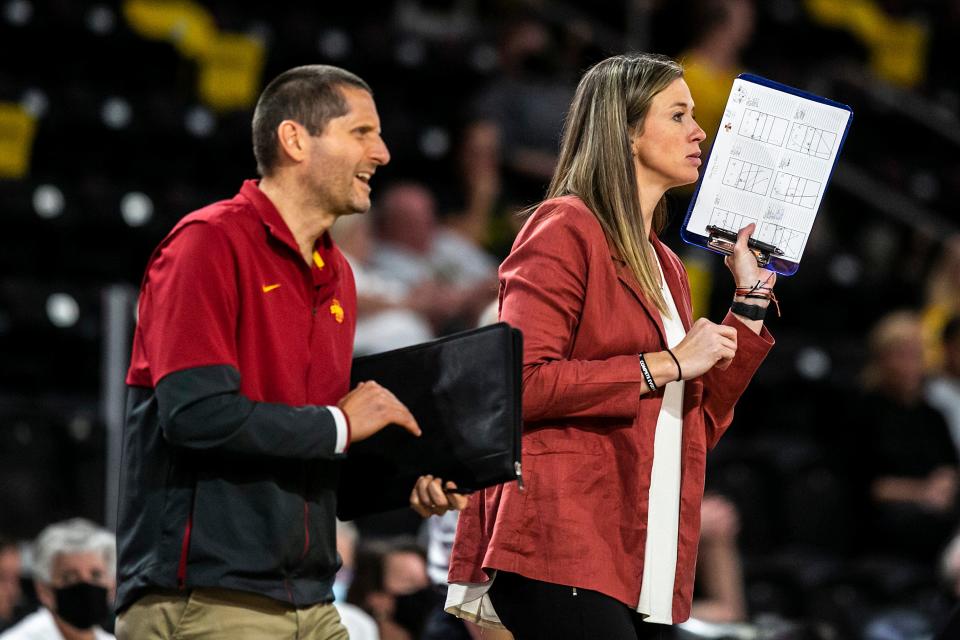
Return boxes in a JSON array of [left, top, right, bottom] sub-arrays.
[[731, 300, 767, 321]]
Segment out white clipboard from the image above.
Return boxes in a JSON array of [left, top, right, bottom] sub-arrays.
[[681, 74, 854, 276]]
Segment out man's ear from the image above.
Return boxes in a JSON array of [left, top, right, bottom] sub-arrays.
[[276, 120, 310, 164]]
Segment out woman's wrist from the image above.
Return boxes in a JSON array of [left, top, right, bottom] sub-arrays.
[[732, 294, 770, 308], [733, 282, 779, 318], [639, 351, 683, 390]]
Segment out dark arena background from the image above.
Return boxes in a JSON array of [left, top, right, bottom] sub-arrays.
[[2, 1, 960, 638]]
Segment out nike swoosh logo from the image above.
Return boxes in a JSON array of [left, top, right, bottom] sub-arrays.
[[261, 284, 281, 293]]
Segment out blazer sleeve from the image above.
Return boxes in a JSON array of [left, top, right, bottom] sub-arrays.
[[700, 310, 774, 448], [500, 203, 646, 423]]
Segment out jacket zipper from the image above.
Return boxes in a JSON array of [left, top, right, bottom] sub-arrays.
[[298, 281, 321, 566], [176, 512, 193, 589], [512, 328, 525, 492]]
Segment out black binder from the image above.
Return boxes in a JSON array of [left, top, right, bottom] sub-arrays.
[[336, 322, 523, 521]]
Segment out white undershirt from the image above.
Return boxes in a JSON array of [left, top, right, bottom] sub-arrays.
[[636, 250, 686, 624]]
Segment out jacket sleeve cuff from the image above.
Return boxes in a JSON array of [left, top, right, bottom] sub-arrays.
[[329, 406, 350, 454]]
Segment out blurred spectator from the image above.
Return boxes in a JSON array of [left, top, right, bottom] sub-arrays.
[[332, 213, 434, 355], [679, 0, 755, 153], [927, 316, 960, 458], [670, 0, 756, 320], [0, 518, 115, 640], [393, 0, 479, 42], [456, 16, 575, 252], [334, 520, 380, 640], [942, 528, 960, 600], [853, 311, 959, 561], [348, 539, 433, 640], [0, 539, 22, 632], [370, 182, 496, 333], [423, 512, 470, 640], [939, 531, 960, 638], [923, 236, 960, 370], [690, 494, 748, 623]]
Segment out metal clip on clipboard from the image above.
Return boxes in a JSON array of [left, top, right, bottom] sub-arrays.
[[705, 225, 784, 268]]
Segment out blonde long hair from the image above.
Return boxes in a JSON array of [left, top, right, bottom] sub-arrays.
[[543, 53, 683, 314]]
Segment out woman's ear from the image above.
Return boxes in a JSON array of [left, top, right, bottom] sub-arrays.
[[629, 128, 642, 156]]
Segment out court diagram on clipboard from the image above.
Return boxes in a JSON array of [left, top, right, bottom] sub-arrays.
[[753, 202, 808, 256], [756, 222, 807, 258], [708, 207, 758, 233], [786, 123, 837, 159], [739, 109, 789, 146], [722, 159, 772, 195], [771, 171, 821, 208]]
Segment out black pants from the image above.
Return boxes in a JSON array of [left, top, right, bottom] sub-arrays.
[[422, 585, 472, 640], [487, 571, 668, 640]]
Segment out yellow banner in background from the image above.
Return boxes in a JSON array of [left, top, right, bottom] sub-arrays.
[[198, 33, 265, 112], [805, 0, 927, 88], [124, 0, 265, 111], [0, 104, 37, 179]]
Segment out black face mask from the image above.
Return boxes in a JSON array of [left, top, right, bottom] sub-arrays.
[[392, 587, 439, 639], [54, 582, 109, 630]]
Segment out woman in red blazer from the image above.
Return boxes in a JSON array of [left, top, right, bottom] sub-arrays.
[[445, 53, 775, 639]]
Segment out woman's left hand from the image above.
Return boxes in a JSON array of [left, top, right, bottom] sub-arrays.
[[723, 223, 776, 291], [410, 475, 469, 517]]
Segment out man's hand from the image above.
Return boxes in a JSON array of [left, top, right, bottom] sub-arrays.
[[338, 381, 421, 443], [410, 475, 469, 517]]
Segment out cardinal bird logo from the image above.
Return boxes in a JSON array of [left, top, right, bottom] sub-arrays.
[[330, 299, 344, 323]]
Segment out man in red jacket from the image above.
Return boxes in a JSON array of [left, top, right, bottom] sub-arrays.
[[115, 65, 464, 640]]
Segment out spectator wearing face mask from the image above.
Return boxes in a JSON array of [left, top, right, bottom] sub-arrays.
[[0, 519, 115, 640], [348, 539, 436, 640]]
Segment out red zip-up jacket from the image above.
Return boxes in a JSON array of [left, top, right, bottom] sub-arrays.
[[117, 181, 355, 612]]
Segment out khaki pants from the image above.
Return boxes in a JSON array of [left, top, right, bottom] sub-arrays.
[[115, 587, 350, 640]]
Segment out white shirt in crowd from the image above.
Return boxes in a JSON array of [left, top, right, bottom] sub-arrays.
[[334, 602, 379, 640], [0, 608, 114, 640]]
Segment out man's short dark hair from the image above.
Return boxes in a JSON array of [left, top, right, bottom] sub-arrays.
[[252, 65, 372, 177]]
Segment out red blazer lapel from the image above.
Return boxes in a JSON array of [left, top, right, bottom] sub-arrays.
[[650, 235, 694, 332], [612, 257, 668, 347], [610, 234, 694, 344]]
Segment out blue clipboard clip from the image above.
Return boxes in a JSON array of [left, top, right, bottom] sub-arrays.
[[705, 224, 784, 268]]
